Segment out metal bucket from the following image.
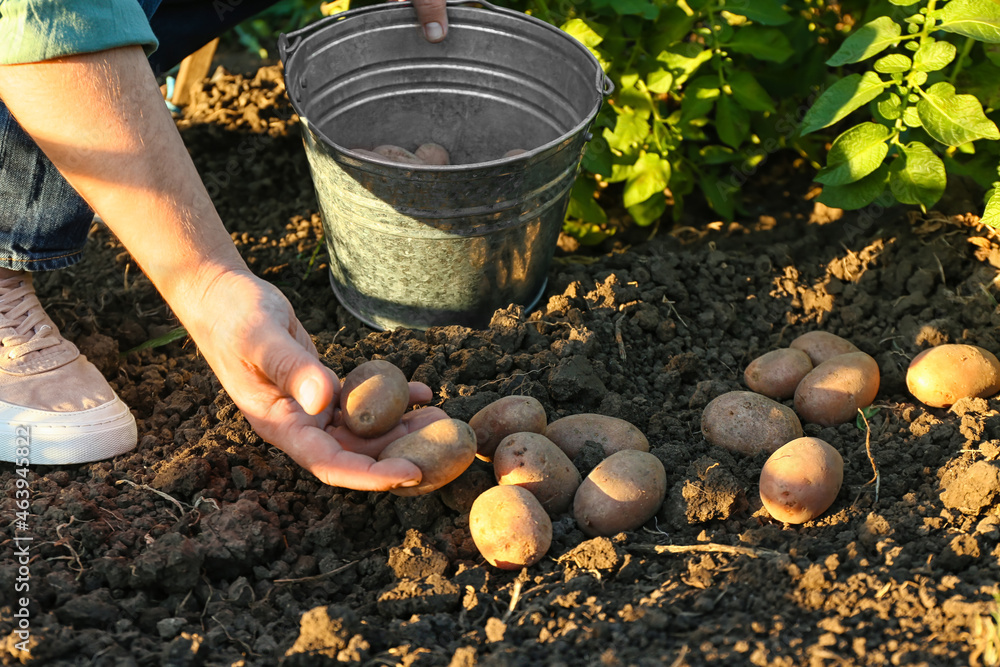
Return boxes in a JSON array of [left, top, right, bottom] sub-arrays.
[[279, 0, 611, 330]]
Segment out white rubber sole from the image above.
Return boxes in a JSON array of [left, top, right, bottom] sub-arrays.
[[0, 394, 137, 465]]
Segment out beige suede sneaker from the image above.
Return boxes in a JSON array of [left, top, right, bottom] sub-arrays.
[[0, 273, 137, 465]]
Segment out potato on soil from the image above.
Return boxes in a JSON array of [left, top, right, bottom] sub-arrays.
[[493, 432, 580, 515], [573, 450, 666, 537], [415, 143, 450, 165], [439, 464, 495, 513], [759, 437, 843, 524], [793, 352, 880, 426], [470, 485, 552, 569], [906, 344, 1000, 408], [545, 414, 649, 461], [340, 360, 411, 438], [468, 395, 547, 461], [700, 391, 803, 456], [789, 331, 860, 366], [377, 419, 477, 496], [744, 348, 813, 400], [373, 144, 423, 164]]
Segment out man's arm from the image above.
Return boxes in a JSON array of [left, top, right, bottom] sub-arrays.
[[0, 44, 440, 490]]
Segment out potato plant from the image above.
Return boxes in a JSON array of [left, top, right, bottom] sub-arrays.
[[801, 0, 1000, 218]]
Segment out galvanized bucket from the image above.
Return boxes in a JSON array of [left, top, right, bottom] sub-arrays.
[[279, 0, 612, 330]]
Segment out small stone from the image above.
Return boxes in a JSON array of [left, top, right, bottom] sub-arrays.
[[157, 617, 186, 640]]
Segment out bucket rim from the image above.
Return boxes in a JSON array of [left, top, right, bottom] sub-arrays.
[[279, 0, 612, 171]]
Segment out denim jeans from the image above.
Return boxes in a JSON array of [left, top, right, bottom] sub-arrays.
[[0, 0, 281, 271]]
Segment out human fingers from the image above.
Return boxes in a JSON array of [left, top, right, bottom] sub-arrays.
[[411, 0, 448, 42], [250, 321, 337, 416], [289, 424, 422, 490], [328, 406, 449, 458]]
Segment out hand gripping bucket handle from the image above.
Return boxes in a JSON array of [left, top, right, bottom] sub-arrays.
[[278, 1, 614, 98]]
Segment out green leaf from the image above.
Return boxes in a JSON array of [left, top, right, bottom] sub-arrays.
[[902, 105, 922, 127], [815, 123, 892, 186], [874, 54, 912, 73], [699, 145, 738, 164], [567, 177, 609, 225], [627, 191, 668, 226], [608, 0, 658, 16], [604, 107, 650, 151], [724, 0, 791, 25], [827, 17, 903, 66], [889, 0, 921, 5], [726, 26, 795, 62], [982, 188, 1000, 228], [623, 152, 671, 208], [937, 0, 1000, 43], [913, 41, 958, 72], [699, 173, 738, 220], [888, 142, 947, 209], [716, 95, 750, 148], [877, 92, 904, 120], [618, 77, 655, 119], [728, 70, 775, 111], [817, 164, 889, 209], [646, 69, 674, 94], [582, 137, 612, 177], [800, 72, 890, 135], [917, 81, 1000, 146], [680, 77, 721, 122], [561, 18, 607, 48], [656, 44, 713, 87]]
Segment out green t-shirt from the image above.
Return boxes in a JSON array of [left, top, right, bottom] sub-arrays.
[[0, 0, 158, 65]]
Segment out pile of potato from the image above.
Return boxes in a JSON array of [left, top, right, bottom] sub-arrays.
[[349, 143, 527, 166], [701, 331, 877, 524]]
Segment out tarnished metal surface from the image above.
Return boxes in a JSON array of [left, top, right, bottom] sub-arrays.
[[280, 1, 610, 330]]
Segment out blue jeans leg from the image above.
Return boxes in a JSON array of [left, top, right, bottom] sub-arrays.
[[0, 0, 282, 272]]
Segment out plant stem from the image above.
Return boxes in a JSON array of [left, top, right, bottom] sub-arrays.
[[949, 37, 975, 84]]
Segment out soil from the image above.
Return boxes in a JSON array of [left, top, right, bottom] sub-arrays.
[[4, 64, 1000, 667]]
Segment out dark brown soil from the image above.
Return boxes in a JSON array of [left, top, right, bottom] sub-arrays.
[[4, 65, 1000, 667]]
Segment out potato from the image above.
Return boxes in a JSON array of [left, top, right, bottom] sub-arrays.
[[468, 395, 547, 461], [545, 414, 649, 461], [700, 391, 803, 456], [906, 344, 1000, 408], [415, 143, 450, 165], [470, 485, 552, 569], [494, 433, 580, 515], [373, 144, 423, 164], [573, 450, 666, 537], [789, 331, 860, 366], [794, 352, 880, 426], [378, 419, 477, 496], [503, 149, 527, 158], [759, 437, 843, 524], [744, 348, 813, 400], [340, 360, 411, 438], [349, 148, 383, 159]]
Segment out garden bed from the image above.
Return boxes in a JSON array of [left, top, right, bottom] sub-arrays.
[[3, 65, 1000, 666]]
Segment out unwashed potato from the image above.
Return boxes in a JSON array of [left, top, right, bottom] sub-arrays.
[[373, 144, 423, 164], [700, 391, 803, 456], [470, 485, 552, 569], [906, 344, 1000, 408], [349, 148, 383, 159], [759, 437, 843, 524], [439, 464, 495, 513], [744, 348, 813, 400], [503, 148, 527, 158], [415, 143, 450, 165], [340, 360, 410, 438], [468, 395, 547, 461], [494, 432, 580, 515], [378, 419, 477, 496], [794, 352, 880, 426], [545, 414, 649, 461], [573, 450, 666, 537], [789, 331, 860, 366]]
